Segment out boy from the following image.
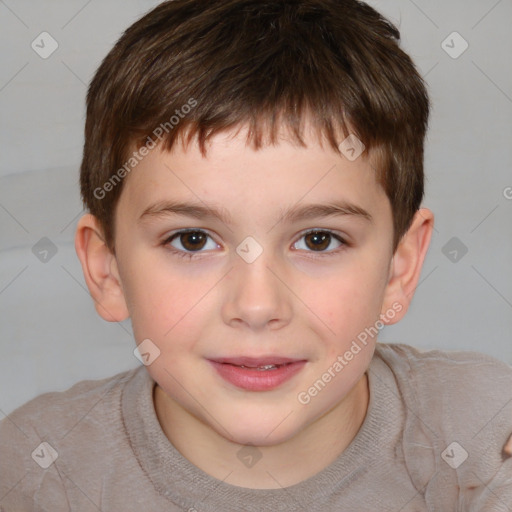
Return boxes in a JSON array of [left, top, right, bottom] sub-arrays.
[[1, 0, 511, 510]]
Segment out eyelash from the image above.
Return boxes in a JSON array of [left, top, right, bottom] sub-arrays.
[[161, 229, 348, 260]]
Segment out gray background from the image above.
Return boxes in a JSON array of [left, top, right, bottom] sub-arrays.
[[1, 0, 511, 416]]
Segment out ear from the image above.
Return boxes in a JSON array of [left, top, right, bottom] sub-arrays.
[[74, 213, 129, 322], [380, 208, 434, 325]]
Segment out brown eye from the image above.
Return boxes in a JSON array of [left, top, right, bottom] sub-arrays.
[[304, 231, 332, 251], [179, 231, 207, 251], [293, 230, 345, 253], [166, 230, 217, 253]]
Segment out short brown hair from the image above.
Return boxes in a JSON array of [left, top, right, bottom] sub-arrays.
[[80, 0, 429, 252]]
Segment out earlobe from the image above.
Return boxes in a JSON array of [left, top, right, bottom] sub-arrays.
[[381, 208, 434, 325], [74, 214, 129, 322]]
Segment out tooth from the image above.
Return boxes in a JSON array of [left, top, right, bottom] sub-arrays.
[[237, 364, 280, 370], [258, 364, 278, 370]]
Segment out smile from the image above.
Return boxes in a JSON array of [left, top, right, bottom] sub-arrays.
[[208, 359, 307, 391]]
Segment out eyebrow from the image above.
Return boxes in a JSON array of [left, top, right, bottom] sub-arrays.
[[138, 200, 372, 225]]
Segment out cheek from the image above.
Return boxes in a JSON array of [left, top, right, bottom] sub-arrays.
[[119, 252, 208, 341], [311, 259, 389, 349]]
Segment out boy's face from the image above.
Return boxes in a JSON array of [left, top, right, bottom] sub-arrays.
[[108, 126, 400, 446]]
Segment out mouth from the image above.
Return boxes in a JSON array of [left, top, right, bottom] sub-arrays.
[[207, 356, 307, 391], [210, 356, 304, 367], [220, 362, 293, 371]]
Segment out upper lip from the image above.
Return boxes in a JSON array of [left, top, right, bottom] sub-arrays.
[[209, 356, 305, 366]]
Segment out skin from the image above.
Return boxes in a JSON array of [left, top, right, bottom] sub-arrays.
[[75, 124, 436, 489]]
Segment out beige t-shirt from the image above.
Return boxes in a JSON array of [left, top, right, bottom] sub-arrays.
[[1, 343, 511, 511]]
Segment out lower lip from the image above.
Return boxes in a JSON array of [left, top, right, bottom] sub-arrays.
[[208, 361, 307, 391]]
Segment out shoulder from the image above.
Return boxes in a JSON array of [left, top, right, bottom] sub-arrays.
[[3, 367, 141, 436], [0, 367, 144, 510], [375, 340, 512, 373], [374, 342, 512, 407], [374, 342, 512, 438], [373, 343, 512, 508]]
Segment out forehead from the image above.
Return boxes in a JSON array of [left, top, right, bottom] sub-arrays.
[[118, 126, 390, 225]]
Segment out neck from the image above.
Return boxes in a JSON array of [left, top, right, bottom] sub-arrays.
[[154, 373, 369, 489]]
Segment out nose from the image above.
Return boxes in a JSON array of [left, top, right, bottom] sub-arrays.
[[220, 251, 293, 331]]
